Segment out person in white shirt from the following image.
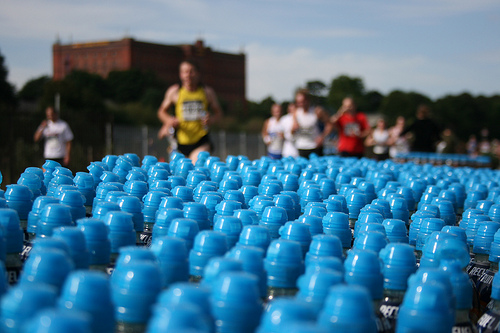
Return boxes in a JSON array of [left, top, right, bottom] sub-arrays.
[[291, 89, 332, 158], [261, 103, 284, 159], [279, 103, 299, 158], [34, 106, 74, 166]]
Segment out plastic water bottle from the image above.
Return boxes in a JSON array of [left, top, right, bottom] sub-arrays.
[[318, 284, 378, 332], [0, 283, 58, 332], [102, 211, 136, 273], [264, 239, 304, 302], [344, 249, 392, 332], [150, 236, 189, 288], [23, 308, 92, 333], [189, 230, 228, 283], [111, 260, 162, 333], [0, 209, 24, 284], [201, 256, 243, 288], [477, 272, 500, 332], [322, 211, 353, 256], [167, 218, 200, 251], [52, 226, 90, 269], [58, 270, 115, 333], [77, 218, 111, 274], [467, 222, 500, 287], [258, 298, 316, 332], [378, 243, 417, 328]]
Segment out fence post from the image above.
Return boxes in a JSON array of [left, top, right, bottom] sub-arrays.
[[142, 125, 148, 157], [239, 132, 246, 157], [105, 122, 113, 155]]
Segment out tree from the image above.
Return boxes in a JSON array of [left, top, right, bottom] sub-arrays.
[[306, 80, 328, 107], [17, 76, 51, 102], [327, 75, 366, 111], [379, 90, 432, 126]]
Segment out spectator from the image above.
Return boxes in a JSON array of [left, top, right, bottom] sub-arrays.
[[466, 135, 478, 157], [479, 128, 492, 155], [279, 103, 299, 158], [34, 106, 73, 167], [437, 127, 459, 154], [365, 118, 390, 161], [400, 104, 441, 153], [157, 59, 222, 164], [388, 116, 410, 159], [261, 103, 284, 159], [330, 97, 371, 158], [291, 89, 332, 158]]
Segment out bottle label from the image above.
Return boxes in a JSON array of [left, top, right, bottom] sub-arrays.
[[21, 242, 33, 262], [477, 310, 500, 332], [466, 261, 490, 287], [7, 267, 21, 285], [379, 300, 401, 327], [140, 231, 152, 247], [452, 323, 476, 333], [477, 270, 495, 316]]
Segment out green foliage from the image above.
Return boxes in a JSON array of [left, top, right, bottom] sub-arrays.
[[379, 90, 432, 126], [107, 69, 163, 103], [327, 75, 366, 110], [17, 76, 51, 102], [247, 96, 276, 120]]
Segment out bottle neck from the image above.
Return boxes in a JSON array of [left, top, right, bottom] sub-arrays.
[[383, 289, 406, 305], [475, 253, 490, 264], [492, 299, 500, 311], [490, 261, 499, 273]]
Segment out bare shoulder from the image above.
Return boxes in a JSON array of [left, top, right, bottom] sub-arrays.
[[203, 85, 217, 99], [166, 84, 180, 102]]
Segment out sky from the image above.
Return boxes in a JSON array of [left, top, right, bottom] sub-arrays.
[[1, 0, 500, 103]]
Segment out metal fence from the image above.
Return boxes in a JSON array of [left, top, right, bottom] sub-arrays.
[[111, 124, 267, 162]]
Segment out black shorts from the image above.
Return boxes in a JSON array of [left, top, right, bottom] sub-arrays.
[[177, 134, 212, 157]]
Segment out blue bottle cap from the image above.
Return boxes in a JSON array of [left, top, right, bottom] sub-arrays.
[[303, 204, 327, 219], [215, 199, 243, 217], [264, 239, 304, 288], [441, 225, 467, 244], [141, 155, 158, 168], [116, 195, 144, 232], [189, 230, 228, 277], [389, 196, 409, 224], [473, 221, 500, 254], [279, 221, 312, 257], [242, 170, 262, 187], [52, 226, 90, 269], [416, 218, 446, 251], [101, 155, 118, 170], [0, 283, 58, 332], [379, 243, 417, 291], [110, 261, 162, 324], [201, 256, 243, 287], [142, 191, 171, 223], [150, 236, 189, 287], [154, 208, 185, 238], [76, 218, 111, 265], [0, 208, 24, 253], [24, 308, 91, 333], [491, 270, 500, 300], [233, 209, 259, 226], [488, 204, 500, 223], [306, 255, 345, 275], [4, 184, 33, 219], [396, 281, 454, 333], [20, 248, 74, 291], [382, 219, 409, 243], [305, 234, 343, 267], [321, 212, 352, 249], [156, 281, 211, 315], [345, 192, 366, 220], [123, 180, 148, 199], [172, 185, 194, 203], [371, 198, 393, 219], [354, 211, 384, 238], [158, 196, 184, 210], [211, 271, 262, 332], [258, 298, 316, 333], [213, 216, 243, 249], [115, 246, 157, 268], [59, 190, 86, 221], [344, 249, 384, 300], [167, 218, 200, 251], [323, 198, 344, 213], [148, 302, 211, 333], [92, 201, 121, 221], [17, 172, 42, 198], [317, 284, 377, 333], [102, 211, 136, 254], [396, 186, 416, 211], [183, 202, 210, 231], [259, 206, 288, 239], [439, 260, 473, 310], [476, 199, 495, 215], [357, 222, 387, 237], [280, 173, 300, 192], [58, 270, 115, 333], [489, 229, 500, 263], [296, 268, 344, 316], [299, 188, 323, 213], [237, 225, 271, 251], [225, 245, 267, 298], [296, 214, 324, 236]]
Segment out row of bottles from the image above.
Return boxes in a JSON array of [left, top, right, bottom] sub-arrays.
[[1, 150, 500, 332]]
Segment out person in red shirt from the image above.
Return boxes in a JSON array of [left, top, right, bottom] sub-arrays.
[[330, 97, 371, 158]]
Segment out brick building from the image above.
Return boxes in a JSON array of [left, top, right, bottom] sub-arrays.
[[53, 38, 246, 114]]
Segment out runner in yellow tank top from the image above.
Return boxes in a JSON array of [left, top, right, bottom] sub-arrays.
[[157, 59, 222, 164]]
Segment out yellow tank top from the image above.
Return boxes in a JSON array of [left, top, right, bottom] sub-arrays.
[[175, 86, 209, 145]]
